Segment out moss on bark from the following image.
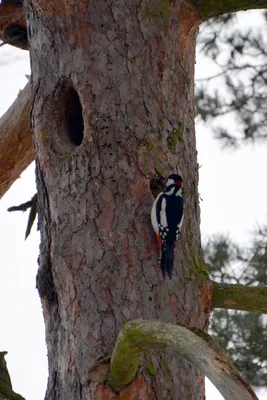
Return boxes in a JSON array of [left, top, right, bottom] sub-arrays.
[[108, 319, 258, 399], [191, 0, 267, 20], [212, 282, 267, 313]]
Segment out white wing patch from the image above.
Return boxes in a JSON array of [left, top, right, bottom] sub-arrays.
[[151, 192, 163, 234], [160, 196, 167, 228]]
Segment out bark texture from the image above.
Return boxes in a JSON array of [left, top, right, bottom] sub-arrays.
[[0, 82, 33, 200], [26, 0, 210, 399]]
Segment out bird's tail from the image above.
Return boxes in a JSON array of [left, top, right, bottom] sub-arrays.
[[159, 244, 174, 279]]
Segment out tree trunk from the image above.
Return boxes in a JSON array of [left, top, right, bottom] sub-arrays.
[[26, 0, 211, 398]]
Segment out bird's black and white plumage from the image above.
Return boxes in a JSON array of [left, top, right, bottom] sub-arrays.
[[151, 173, 184, 279]]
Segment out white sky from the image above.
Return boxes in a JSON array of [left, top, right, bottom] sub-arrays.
[[0, 10, 266, 399]]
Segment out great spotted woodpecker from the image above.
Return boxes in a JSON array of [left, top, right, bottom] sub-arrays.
[[151, 173, 184, 279]]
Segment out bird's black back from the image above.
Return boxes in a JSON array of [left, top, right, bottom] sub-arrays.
[[164, 194, 183, 244]]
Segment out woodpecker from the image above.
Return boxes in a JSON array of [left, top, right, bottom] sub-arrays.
[[151, 173, 184, 279]]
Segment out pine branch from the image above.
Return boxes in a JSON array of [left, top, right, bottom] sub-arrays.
[[212, 281, 267, 313], [0, 0, 27, 50], [191, 0, 267, 21], [0, 82, 33, 200], [108, 319, 258, 400], [0, 351, 25, 400]]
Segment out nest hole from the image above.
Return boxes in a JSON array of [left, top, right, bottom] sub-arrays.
[[64, 86, 84, 146], [50, 81, 84, 154]]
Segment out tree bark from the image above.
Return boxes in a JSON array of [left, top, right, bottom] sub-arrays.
[[24, 0, 266, 399]]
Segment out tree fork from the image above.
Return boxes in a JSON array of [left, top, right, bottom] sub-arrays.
[[3, 0, 267, 52]]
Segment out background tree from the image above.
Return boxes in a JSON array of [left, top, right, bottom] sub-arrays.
[[197, 9, 267, 389], [196, 11, 267, 147], [204, 231, 267, 387], [0, 0, 267, 396]]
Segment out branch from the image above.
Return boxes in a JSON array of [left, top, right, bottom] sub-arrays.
[[0, 0, 27, 50], [8, 193, 38, 239], [191, 0, 267, 21], [108, 319, 258, 400], [0, 351, 25, 400], [212, 281, 267, 313], [0, 82, 33, 200]]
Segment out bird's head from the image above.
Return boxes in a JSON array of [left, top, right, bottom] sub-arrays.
[[167, 173, 183, 187], [165, 173, 183, 194]]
